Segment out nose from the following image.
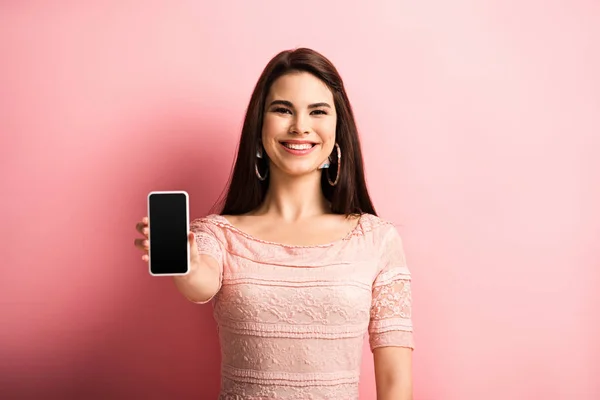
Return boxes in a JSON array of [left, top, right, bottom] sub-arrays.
[[290, 113, 310, 135]]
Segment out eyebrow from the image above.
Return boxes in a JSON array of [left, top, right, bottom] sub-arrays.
[[268, 100, 332, 109]]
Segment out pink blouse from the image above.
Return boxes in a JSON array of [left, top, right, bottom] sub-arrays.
[[189, 213, 414, 400]]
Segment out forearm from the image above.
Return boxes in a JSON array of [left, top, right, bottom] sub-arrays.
[[374, 346, 413, 400], [377, 382, 412, 400], [172, 255, 220, 303]]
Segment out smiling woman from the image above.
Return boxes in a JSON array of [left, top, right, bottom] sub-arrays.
[[261, 72, 337, 180], [134, 48, 414, 400], [220, 48, 374, 217]]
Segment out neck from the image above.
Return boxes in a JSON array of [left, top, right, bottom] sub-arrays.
[[255, 168, 330, 222]]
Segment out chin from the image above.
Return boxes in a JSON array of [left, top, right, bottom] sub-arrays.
[[276, 164, 322, 178]]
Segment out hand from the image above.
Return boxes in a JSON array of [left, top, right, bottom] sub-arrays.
[[134, 217, 201, 267], [134, 217, 150, 262]]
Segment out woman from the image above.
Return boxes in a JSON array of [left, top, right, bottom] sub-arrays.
[[134, 48, 414, 399]]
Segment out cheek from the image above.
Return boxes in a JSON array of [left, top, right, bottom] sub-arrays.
[[261, 117, 273, 141], [262, 114, 287, 138], [317, 119, 337, 143]]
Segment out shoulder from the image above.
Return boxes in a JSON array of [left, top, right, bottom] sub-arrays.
[[190, 214, 228, 235], [354, 213, 402, 241], [355, 213, 407, 262]]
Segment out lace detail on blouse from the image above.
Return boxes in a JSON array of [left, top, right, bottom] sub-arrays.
[[190, 219, 224, 262], [188, 214, 414, 399], [368, 227, 414, 350], [219, 377, 359, 400]]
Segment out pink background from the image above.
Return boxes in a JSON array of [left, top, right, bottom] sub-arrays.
[[1, 1, 599, 399]]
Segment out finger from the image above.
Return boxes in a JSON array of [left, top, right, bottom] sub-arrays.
[[133, 238, 147, 250], [142, 254, 149, 262], [134, 238, 149, 250], [135, 223, 149, 237]]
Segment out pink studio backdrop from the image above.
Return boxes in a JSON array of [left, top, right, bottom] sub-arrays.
[[1, 1, 599, 399]]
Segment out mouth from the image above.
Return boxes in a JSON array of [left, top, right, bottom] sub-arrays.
[[280, 142, 317, 150], [279, 140, 319, 155]]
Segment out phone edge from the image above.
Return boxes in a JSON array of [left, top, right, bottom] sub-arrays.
[[147, 190, 190, 277]]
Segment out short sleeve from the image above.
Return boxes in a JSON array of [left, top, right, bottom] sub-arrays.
[[189, 217, 224, 303], [368, 227, 415, 351]]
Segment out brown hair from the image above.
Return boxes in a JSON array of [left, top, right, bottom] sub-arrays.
[[218, 48, 377, 216]]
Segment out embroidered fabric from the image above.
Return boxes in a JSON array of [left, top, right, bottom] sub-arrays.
[[219, 377, 359, 400], [189, 213, 414, 399], [190, 220, 224, 262]]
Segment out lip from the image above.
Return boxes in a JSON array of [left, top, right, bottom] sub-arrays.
[[279, 140, 319, 156]]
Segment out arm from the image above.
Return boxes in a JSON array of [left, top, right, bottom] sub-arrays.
[[374, 346, 413, 400], [369, 227, 415, 399], [172, 219, 224, 304], [173, 253, 221, 303]]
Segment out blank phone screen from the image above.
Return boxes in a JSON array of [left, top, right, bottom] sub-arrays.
[[148, 192, 189, 275]]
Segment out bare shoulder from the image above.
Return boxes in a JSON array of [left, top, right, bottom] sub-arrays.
[[222, 212, 359, 228], [221, 213, 261, 230], [220, 212, 365, 247], [318, 212, 360, 227]]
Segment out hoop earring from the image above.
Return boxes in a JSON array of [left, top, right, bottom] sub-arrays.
[[255, 146, 268, 181], [255, 161, 268, 181], [326, 142, 341, 186]]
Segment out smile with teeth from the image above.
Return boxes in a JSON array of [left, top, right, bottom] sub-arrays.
[[282, 143, 315, 150]]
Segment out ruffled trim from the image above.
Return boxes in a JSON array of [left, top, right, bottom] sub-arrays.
[[199, 213, 391, 249]]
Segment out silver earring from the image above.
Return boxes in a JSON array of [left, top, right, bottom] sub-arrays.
[[255, 145, 268, 181], [326, 143, 341, 186], [255, 162, 268, 181]]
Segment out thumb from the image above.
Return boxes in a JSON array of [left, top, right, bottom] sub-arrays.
[[188, 232, 200, 261]]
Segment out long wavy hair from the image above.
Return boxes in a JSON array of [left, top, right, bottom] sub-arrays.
[[218, 48, 377, 217]]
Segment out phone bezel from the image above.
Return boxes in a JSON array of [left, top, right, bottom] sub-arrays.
[[146, 190, 190, 277]]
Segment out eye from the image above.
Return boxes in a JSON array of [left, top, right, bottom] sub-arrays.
[[311, 109, 328, 115], [274, 107, 292, 114]]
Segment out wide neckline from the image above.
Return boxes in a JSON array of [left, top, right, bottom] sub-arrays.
[[211, 213, 365, 249]]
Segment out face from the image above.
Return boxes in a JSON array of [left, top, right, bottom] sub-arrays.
[[261, 71, 337, 179]]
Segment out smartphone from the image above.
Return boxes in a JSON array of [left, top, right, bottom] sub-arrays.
[[147, 191, 190, 276]]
